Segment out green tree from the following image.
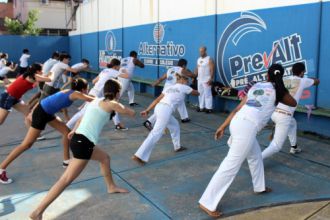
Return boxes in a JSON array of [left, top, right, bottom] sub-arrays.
[[4, 17, 23, 35], [4, 9, 42, 36]]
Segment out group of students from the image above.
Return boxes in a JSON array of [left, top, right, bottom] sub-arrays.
[[0, 47, 319, 219]]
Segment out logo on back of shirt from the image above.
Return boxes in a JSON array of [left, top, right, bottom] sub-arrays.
[[166, 87, 180, 94], [285, 78, 301, 96]]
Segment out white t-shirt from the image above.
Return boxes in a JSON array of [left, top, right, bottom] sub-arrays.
[[120, 57, 135, 79], [72, 62, 87, 71], [42, 58, 59, 76], [164, 66, 182, 88], [19, 54, 30, 68], [0, 66, 11, 77], [238, 82, 276, 131], [46, 62, 69, 88], [0, 58, 7, 70], [277, 76, 315, 114], [197, 56, 211, 82], [160, 83, 193, 111], [89, 68, 120, 97]]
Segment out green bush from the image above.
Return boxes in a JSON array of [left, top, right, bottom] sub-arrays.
[[4, 9, 42, 36]]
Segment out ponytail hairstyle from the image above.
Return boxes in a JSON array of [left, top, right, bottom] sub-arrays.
[[103, 79, 121, 119], [71, 77, 88, 92], [23, 63, 42, 80], [106, 58, 121, 68], [103, 79, 121, 101], [267, 63, 288, 105]]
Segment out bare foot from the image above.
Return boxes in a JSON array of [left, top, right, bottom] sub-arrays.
[[131, 155, 146, 165], [199, 204, 222, 218], [108, 186, 129, 194], [29, 211, 43, 220]]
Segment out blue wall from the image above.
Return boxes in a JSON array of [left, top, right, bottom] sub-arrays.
[[0, 35, 69, 65], [317, 1, 330, 108], [69, 2, 329, 110]]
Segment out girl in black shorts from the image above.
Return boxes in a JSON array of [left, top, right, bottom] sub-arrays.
[[30, 79, 135, 220], [0, 78, 94, 184]]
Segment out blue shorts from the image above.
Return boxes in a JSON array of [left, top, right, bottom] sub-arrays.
[[0, 92, 20, 111]]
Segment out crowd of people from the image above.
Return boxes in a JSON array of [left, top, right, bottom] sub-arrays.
[[0, 47, 319, 219]]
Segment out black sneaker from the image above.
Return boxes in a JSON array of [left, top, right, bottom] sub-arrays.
[[129, 103, 139, 107], [62, 161, 69, 168], [197, 107, 205, 112], [143, 120, 153, 131], [115, 125, 128, 131], [181, 118, 191, 123], [205, 109, 213, 114], [175, 146, 187, 152]]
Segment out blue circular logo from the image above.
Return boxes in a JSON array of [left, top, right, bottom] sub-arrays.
[[153, 23, 165, 44], [105, 31, 116, 51]]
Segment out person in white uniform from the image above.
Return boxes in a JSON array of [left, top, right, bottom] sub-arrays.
[[42, 52, 60, 77], [0, 53, 8, 70], [40, 53, 80, 122], [118, 51, 144, 106], [142, 59, 196, 130], [41, 53, 79, 99], [198, 64, 297, 218], [66, 58, 129, 131], [18, 49, 31, 76], [28, 51, 60, 109], [61, 58, 90, 89], [0, 61, 17, 85], [195, 46, 215, 113], [262, 62, 320, 159], [132, 72, 199, 165]]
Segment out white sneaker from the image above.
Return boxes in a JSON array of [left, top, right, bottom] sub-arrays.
[[37, 135, 46, 141], [0, 170, 13, 184], [290, 147, 302, 154]]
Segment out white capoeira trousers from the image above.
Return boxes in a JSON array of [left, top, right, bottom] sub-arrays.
[[135, 103, 181, 162], [198, 81, 212, 109], [262, 112, 297, 159], [119, 77, 135, 104], [199, 115, 266, 211], [147, 102, 188, 123]]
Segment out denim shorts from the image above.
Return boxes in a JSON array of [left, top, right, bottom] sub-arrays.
[[0, 92, 20, 111]]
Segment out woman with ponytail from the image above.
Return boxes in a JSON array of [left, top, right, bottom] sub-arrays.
[[198, 63, 297, 218], [0, 78, 94, 184], [0, 63, 50, 126], [30, 79, 135, 220], [66, 58, 130, 131]]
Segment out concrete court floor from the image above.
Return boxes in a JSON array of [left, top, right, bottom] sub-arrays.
[[0, 90, 329, 220]]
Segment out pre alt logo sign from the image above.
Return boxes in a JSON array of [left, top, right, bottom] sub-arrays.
[[217, 12, 306, 88]]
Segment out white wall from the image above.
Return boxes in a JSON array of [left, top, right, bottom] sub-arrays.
[[123, 0, 158, 28], [217, 0, 320, 14], [70, 0, 321, 36]]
